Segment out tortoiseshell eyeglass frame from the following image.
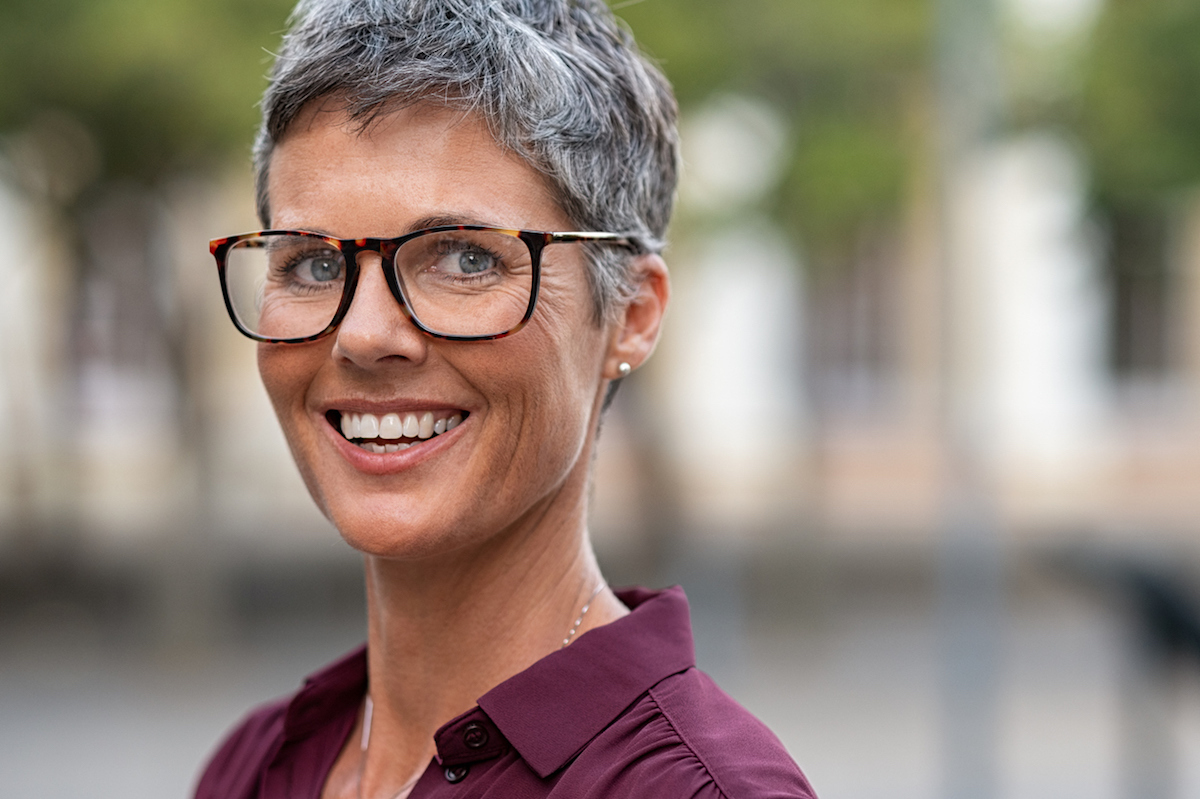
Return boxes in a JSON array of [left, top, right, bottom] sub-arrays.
[[208, 225, 642, 344]]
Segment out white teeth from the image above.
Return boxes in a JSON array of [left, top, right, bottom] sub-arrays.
[[359, 413, 380, 438], [379, 413, 403, 439], [340, 410, 464, 442], [403, 413, 420, 438], [358, 441, 411, 454]]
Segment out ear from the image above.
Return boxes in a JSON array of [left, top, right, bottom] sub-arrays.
[[603, 254, 670, 379]]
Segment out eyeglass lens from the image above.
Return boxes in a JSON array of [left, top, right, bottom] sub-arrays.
[[222, 229, 536, 340]]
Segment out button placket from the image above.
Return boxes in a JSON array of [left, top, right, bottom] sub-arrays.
[[435, 709, 508, 771], [462, 722, 489, 750]]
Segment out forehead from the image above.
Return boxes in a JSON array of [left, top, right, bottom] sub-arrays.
[[267, 101, 570, 237]]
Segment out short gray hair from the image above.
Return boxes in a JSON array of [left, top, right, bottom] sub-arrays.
[[254, 0, 679, 323]]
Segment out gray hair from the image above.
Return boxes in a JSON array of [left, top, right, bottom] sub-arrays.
[[253, 0, 679, 323]]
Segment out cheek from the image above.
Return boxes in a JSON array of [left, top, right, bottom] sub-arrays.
[[256, 344, 326, 465], [500, 318, 608, 469], [257, 342, 326, 407], [257, 345, 301, 415], [257, 344, 337, 517]]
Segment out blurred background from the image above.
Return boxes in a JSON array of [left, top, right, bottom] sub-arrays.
[[3, 0, 1200, 796]]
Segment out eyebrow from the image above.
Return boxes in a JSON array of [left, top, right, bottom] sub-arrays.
[[407, 214, 504, 232], [287, 214, 510, 240]]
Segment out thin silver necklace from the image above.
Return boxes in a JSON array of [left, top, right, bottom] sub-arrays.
[[562, 583, 605, 648], [357, 583, 606, 798], [358, 697, 421, 799]]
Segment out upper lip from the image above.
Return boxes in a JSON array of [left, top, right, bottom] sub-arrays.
[[317, 398, 471, 415]]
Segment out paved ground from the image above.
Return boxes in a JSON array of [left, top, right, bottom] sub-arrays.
[[3, 555, 1200, 799]]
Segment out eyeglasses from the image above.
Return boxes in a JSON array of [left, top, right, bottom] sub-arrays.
[[209, 226, 639, 343]]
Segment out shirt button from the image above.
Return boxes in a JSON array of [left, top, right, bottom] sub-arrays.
[[445, 765, 470, 784], [462, 722, 489, 749]]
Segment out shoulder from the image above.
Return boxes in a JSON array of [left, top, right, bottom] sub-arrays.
[[568, 668, 816, 799], [647, 669, 816, 798], [193, 695, 290, 799], [191, 645, 366, 799]]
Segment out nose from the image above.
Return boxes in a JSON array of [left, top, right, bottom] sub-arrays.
[[331, 251, 429, 368]]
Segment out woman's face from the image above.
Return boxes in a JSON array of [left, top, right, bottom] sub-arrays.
[[260, 102, 619, 559]]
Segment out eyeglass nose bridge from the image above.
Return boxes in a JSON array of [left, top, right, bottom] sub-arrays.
[[325, 238, 423, 335]]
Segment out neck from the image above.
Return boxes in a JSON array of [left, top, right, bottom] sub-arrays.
[[349, 480, 627, 798]]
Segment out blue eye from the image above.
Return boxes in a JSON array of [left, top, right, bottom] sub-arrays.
[[295, 252, 343, 283], [456, 249, 495, 274]]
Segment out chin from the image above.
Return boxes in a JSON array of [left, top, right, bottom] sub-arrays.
[[323, 498, 482, 562], [330, 510, 439, 560]]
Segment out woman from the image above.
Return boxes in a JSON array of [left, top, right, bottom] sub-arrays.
[[197, 1, 816, 797]]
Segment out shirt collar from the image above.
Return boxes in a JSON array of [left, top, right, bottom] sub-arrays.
[[471, 585, 696, 777], [284, 644, 368, 742], [280, 586, 696, 778]]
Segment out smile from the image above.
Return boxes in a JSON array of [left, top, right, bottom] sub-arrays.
[[329, 410, 466, 453]]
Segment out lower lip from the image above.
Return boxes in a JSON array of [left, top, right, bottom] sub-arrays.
[[323, 415, 465, 475]]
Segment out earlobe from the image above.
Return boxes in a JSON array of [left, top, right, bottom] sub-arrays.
[[603, 254, 670, 379]]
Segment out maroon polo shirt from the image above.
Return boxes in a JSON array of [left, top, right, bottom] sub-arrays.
[[194, 586, 816, 798]]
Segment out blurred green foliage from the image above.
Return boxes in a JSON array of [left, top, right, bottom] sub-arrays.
[[1076, 0, 1200, 212], [618, 0, 930, 255], [0, 0, 293, 180]]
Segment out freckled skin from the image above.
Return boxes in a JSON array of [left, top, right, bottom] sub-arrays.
[[260, 103, 619, 561]]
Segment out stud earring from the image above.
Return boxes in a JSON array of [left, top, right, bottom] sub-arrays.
[[618, 362, 632, 378]]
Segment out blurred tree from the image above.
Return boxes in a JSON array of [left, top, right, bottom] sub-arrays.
[[1077, 0, 1200, 211], [617, 0, 932, 261], [0, 0, 293, 184], [1070, 0, 1200, 376]]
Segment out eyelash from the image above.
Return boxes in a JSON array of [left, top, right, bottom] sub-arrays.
[[276, 250, 342, 293], [433, 242, 504, 278]]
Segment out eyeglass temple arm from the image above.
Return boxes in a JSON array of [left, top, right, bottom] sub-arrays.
[[549, 231, 648, 252]]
